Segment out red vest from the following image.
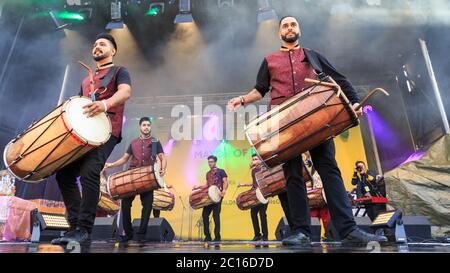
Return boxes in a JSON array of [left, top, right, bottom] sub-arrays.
[[266, 48, 317, 108], [129, 137, 157, 168], [81, 67, 125, 140]]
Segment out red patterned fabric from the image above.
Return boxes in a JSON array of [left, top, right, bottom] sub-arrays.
[[81, 67, 125, 139], [266, 49, 317, 108]]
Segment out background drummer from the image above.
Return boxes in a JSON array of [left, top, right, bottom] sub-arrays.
[[303, 152, 330, 232], [52, 33, 132, 247], [193, 155, 228, 242], [228, 16, 387, 246], [103, 117, 166, 243], [239, 154, 269, 241]]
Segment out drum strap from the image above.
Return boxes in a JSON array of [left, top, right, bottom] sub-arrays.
[[151, 137, 158, 162], [304, 48, 328, 81], [99, 66, 122, 90]]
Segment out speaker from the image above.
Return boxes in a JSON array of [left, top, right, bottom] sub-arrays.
[[325, 216, 432, 242], [92, 216, 117, 241], [132, 218, 174, 242], [325, 217, 372, 241], [275, 217, 321, 242], [402, 216, 432, 242]]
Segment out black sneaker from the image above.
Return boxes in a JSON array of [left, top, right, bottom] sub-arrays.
[[204, 236, 212, 242], [341, 228, 388, 247], [51, 227, 77, 245], [63, 227, 92, 247], [262, 236, 268, 241], [252, 235, 262, 241], [282, 231, 311, 246], [213, 237, 221, 242]]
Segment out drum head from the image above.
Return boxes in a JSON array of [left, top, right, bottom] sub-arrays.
[[255, 188, 269, 204], [208, 185, 222, 203], [153, 161, 165, 188], [63, 96, 111, 146]]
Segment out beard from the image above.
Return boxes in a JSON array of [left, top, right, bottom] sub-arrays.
[[93, 52, 108, 61], [281, 32, 299, 43]]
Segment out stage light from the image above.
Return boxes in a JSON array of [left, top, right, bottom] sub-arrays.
[[257, 0, 278, 23], [146, 2, 165, 16], [174, 0, 193, 24], [56, 11, 85, 21], [31, 210, 70, 243], [371, 209, 407, 243], [106, 0, 124, 30], [48, 10, 70, 30]]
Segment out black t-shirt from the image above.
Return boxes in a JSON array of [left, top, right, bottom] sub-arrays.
[[78, 66, 131, 95]]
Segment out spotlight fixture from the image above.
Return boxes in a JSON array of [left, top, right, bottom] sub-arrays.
[[371, 209, 407, 243], [146, 2, 165, 16], [174, 0, 193, 24], [48, 10, 70, 30], [257, 0, 278, 23], [31, 210, 70, 243], [106, 0, 124, 30]]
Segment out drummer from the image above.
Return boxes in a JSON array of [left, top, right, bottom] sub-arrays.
[[227, 16, 387, 246], [103, 117, 167, 243], [52, 33, 132, 247], [193, 155, 228, 242], [239, 154, 269, 241]]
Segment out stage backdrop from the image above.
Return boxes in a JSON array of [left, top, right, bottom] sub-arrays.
[[112, 126, 367, 240]]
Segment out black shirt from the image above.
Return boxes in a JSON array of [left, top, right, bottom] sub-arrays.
[[254, 48, 360, 104]]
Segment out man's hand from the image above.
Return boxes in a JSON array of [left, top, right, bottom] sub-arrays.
[[104, 162, 113, 169], [159, 168, 166, 177], [220, 190, 226, 197], [83, 101, 106, 117], [227, 97, 242, 111], [352, 103, 363, 117]]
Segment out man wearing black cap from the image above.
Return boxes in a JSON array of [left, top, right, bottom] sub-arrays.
[[52, 33, 132, 246]]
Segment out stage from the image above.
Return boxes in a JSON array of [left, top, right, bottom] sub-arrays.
[[1, 240, 449, 253]]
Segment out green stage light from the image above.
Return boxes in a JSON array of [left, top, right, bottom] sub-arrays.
[[56, 11, 85, 21], [146, 3, 164, 16]]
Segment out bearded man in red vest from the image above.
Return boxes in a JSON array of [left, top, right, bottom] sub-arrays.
[[228, 16, 387, 246]]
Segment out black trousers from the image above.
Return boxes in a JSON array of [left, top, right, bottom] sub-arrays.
[[280, 139, 357, 238], [153, 209, 160, 218], [55, 136, 117, 233], [250, 203, 268, 237], [121, 190, 155, 236], [202, 202, 221, 239]]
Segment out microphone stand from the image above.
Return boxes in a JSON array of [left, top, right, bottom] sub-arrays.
[[178, 195, 186, 241]]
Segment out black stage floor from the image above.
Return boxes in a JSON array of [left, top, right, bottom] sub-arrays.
[[0, 240, 449, 253]]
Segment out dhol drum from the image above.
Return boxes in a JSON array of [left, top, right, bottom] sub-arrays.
[[236, 187, 268, 210], [189, 185, 222, 210], [3, 96, 111, 182], [255, 165, 286, 198], [97, 191, 120, 215], [256, 164, 313, 198], [97, 171, 119, 215], [245, 81, 358, 168], [107, 162, 165, 200], [307, 188, 327, 209], [153, 188, 175, 211]]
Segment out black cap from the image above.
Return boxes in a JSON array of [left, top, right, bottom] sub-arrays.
[[95, 33, 117, 51]]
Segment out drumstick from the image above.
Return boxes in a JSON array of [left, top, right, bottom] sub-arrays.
[[305, 78, 339, 88], [78, 61, 96, 100], [305, 78, 342, 98], [354, 88, 390, 111]]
